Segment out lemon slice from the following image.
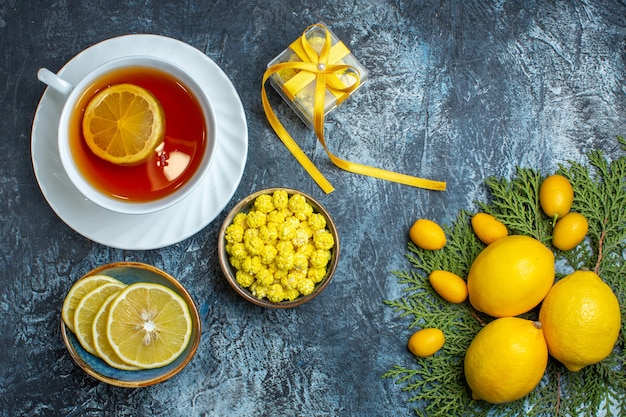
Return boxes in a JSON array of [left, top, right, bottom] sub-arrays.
[[106, 282, 192, 369], [92, 293, 141, 371], [74, 281, 127, 355], [83, 83, 166, 165], [62, 274, 123, 333]]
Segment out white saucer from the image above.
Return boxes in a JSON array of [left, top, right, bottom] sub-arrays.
[[31, 34, 248, 250]]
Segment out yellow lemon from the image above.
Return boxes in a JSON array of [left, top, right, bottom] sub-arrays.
[[62, 274, 124, 334], [408, 328, 445, 357], [107, 282, 192, 369], [464, 317, 548, 404], [92, 293, 141, 371], [73, 281, 126, 356], [539, 174, 574, 222], [467, 235, 554, 317], [552, 212, 588, 251], [539, 270, 621, 372], [83, 83, 166, 165], [428, 270, 468, 303], [409, 219, 446, 250], [471, 213, 508, 244]]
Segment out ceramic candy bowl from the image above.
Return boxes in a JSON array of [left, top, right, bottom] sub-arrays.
[[218, 188, 339, 308]]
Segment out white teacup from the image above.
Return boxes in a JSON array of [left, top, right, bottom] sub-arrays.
[[38, 56, 216, 215]]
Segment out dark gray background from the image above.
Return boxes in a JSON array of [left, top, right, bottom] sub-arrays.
[[1, 1, 625, 416]]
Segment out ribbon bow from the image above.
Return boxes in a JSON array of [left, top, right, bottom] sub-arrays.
[[262, 23, 447, 194]]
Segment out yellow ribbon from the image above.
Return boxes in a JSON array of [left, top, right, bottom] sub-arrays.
[[262, 23, 447, 194]]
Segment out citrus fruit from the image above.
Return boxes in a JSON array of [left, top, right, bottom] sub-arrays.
[[409, 219, 446, 250], [83, 83, 166, 165], [92, 293, 141, 371], [428, 270, 468, 303], [464, 317, 548, 404], [539, 174, 574, 222], [408, 328, 445, 357], [467, 235, 554, 317], [552, 212, 588, 251], [539, 270, 621, 372], [107, 282, 192, 369], [471, 212, 508, 244], [62, 274, 124, 333], [73, 281, 127, 355]]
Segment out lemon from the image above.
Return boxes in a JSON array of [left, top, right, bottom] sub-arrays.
[[470, 212, 508, 245], [62, 274, 124, 333], [539, 174, 574, 222], [408, 328, 445, 357], [409, 219, 446, 250], [552, 212, 588, 251], [92, 293, 141, 371], [428, 270, 468, 303], [467, 235, 554, 317], [73, 281, 126, 355], [83, 83, 166, 165], [539, 270, 621, 372], [107, 282, 192, 369], [464, 317, 548, 404]]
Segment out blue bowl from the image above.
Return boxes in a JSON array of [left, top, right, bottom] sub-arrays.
[[61, 262, 201, 388]]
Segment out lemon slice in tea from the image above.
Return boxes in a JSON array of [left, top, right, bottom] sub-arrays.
[[73, 281, 127, 355], [62, 274, 123, 333], [106, 282, 192, 369], [83, 83, 166, 165], [92, 293, 141, 371]]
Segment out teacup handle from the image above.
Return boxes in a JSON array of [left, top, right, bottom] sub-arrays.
[[37, 68, 74, 96]]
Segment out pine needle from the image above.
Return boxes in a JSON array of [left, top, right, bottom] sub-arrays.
[[383, 137, 626, 416]]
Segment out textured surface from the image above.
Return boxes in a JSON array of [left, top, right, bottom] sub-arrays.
[[1, 1, 625, 416]]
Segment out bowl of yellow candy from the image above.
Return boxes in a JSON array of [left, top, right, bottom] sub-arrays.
[[60, 262, 201, 387], [218, 188, 339, 308]]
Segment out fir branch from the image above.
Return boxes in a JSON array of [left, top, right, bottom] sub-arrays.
[[562, 148, 626, 279], [405, 209, 484, 279], [384, 137, 626, 416], [479, 167, 552, 244]]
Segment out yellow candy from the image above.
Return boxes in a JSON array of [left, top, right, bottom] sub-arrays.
[[224, 191, 335, 303]]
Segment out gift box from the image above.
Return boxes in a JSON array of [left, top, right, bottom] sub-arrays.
[[261, 23, 446, 194], [267, 22, 369, 129]]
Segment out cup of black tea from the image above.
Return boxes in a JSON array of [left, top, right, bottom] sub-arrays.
[[38, 55, 217, 215]]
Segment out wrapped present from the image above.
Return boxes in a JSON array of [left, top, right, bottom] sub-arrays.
[[261, 23, 446, 194], [268, 23, 369, 129]]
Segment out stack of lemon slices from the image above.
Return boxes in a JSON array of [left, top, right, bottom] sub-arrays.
[[62, 274, 193, 370]]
